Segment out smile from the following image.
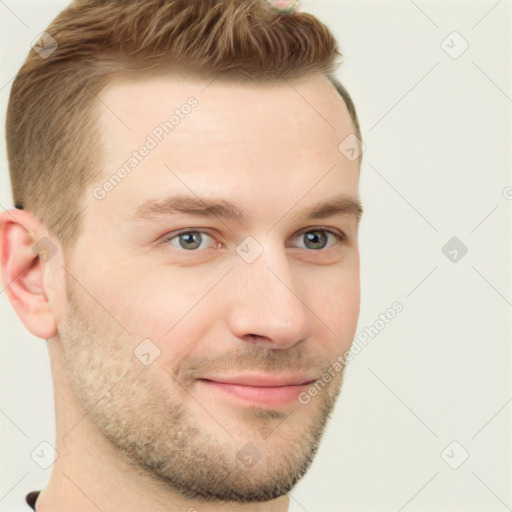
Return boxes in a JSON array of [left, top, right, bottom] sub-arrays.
[[198, 374, 318, 407]]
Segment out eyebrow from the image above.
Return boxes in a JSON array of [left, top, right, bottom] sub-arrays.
[[132, 192, 363, 224]]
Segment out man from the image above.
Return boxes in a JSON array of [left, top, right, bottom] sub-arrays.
[[1, 0, 363, 510]]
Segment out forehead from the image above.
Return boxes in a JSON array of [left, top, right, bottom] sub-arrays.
[[88, 72, 359, 226], [96, 71, 354, 145]]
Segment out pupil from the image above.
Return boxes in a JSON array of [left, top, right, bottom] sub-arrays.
[[305, 230, 327, 249]]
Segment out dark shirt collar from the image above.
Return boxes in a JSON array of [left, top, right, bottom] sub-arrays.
[[26, 490, 40, 510]]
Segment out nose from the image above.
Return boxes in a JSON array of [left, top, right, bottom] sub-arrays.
[[225, 242, 315, 350]]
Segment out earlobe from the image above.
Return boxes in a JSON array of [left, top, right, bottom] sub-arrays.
[[0, 209, 58, 340]]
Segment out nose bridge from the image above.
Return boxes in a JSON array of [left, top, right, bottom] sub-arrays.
[[226, 239, 314, 348]]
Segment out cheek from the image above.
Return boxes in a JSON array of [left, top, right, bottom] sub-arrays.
[[79, 254, 186, 334], [328, 282, 360, 337], [110, 272, 219, 363], [122, 287, 201, 340], [307, 263, 360, 346], [65, 240, 221, 366]]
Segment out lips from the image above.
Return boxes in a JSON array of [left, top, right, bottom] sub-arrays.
[[198, 373, 318, 406], [201, 373, 316, 387]]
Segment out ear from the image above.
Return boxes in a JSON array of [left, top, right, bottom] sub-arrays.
[[0, 208, 59, 340]]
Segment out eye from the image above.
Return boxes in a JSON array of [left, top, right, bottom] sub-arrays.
[[160, 228, 345, 252], [164, 230, 218, 251], [293, 229, 345, 250]]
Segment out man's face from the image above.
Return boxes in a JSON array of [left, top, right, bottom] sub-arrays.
[[58, 72, 361, 502]]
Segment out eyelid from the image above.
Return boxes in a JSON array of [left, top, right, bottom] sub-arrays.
[[297, 226, 346, 241]]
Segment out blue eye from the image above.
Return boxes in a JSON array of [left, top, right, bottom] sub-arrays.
[[295, 229, 345, 250]]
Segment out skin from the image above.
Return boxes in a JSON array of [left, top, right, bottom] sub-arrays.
[[0, 71, 361, 512]]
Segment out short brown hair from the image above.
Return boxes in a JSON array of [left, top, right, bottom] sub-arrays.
[[6, 0, 361, 251]]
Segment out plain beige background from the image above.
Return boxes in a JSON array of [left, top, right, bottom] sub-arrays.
[[1, 1, 511, 511]]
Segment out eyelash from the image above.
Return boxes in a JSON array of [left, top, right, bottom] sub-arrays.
[[160, 228, 346, 251]]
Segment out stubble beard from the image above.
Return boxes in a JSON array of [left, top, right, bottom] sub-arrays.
[[59, 282, 345, 503]]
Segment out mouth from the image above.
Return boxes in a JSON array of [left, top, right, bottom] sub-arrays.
[[198, 373, 318, 407]]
